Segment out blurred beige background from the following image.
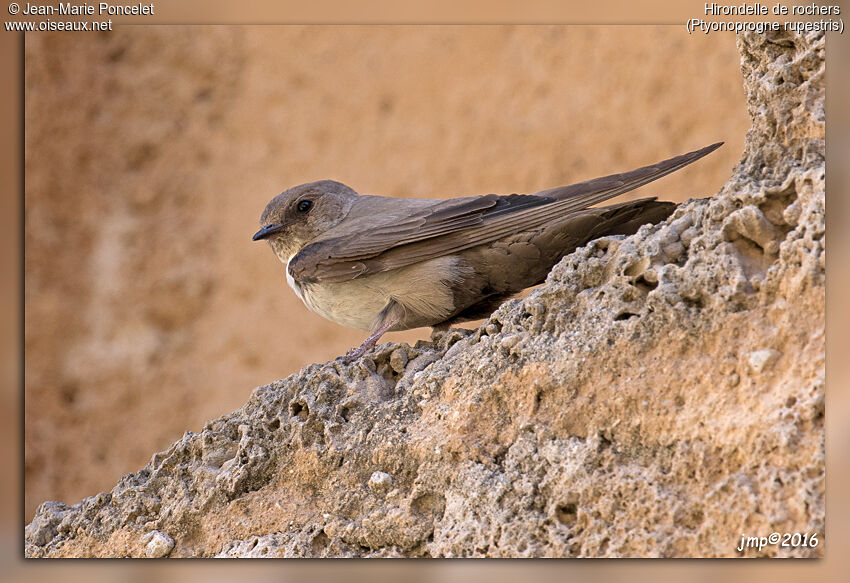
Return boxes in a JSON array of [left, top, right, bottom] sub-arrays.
[[24, 26, 749, 522]]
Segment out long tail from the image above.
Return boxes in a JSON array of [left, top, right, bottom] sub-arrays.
[[535, 142, 724, 207]]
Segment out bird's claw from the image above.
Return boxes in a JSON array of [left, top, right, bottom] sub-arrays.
[[341, 345, 366, 365]]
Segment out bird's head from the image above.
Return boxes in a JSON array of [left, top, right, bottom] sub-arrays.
[[253, 180, 359, 261]]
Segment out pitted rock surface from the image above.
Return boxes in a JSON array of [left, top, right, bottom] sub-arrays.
[[25, 30, 824, 558]]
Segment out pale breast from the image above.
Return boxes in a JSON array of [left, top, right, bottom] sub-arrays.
[[282, 248, 385, 330], [287, 256, 468, 332], [296, 277, 389, 331]]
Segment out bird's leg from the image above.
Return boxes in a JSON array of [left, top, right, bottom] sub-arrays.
[[342, 321, 394, 363], [342, 301, 403, 364]]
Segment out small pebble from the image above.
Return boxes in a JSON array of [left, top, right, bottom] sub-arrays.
[[143, 530, 175, 558], [662, 242, 685, 260], [500, 335, 521, 352], [765, 240, 780, 255], [657, 226, 678, 245], [669, 215, 693, 235], [748, 349, 781, 374], [680, 227, 699, 247], [368, 471, 393, 495], [389, 349, 408, 374], [783, 200, 801, 226]]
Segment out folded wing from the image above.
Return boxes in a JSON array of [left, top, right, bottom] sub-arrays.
[[289, 142, 722, 283]]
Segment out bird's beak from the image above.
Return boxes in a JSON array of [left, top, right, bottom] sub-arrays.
[[252, 223, 285, 241]]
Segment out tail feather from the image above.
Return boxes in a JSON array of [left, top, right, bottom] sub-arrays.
[[536, 142, 723, 205]]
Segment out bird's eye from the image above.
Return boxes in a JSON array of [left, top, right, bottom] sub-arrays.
[[296, 199, 313, 213]]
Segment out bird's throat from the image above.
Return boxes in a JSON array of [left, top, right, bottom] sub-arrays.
[[269, 236, 303, 267]]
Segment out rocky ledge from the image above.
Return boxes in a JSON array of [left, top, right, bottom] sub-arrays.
[[26, 30, 824, 558]]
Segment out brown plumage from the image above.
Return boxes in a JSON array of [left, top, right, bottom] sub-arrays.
[[253, 142, 722, 361]]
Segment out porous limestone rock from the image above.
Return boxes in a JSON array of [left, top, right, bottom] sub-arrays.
[[25, 30, 824, 558], [142, 530, 175, 558]]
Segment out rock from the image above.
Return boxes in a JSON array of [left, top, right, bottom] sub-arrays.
[[143, 530, 175, 558], [24, 30, 824, 558], [748, 349, 781, 375], [368, 472, 393, 495], [499, 334, 522, 353], [389, 349, 409, 374]]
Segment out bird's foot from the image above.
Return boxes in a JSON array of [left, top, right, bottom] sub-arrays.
[[340, 329, 386, 364], [341, 342, 372, 365], [339, 311, 399, 364]]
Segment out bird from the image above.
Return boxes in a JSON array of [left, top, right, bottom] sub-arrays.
[[253, 142, 722, 362]]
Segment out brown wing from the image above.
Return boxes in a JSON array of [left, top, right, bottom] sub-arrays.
[[290, 142, 722, 283]]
